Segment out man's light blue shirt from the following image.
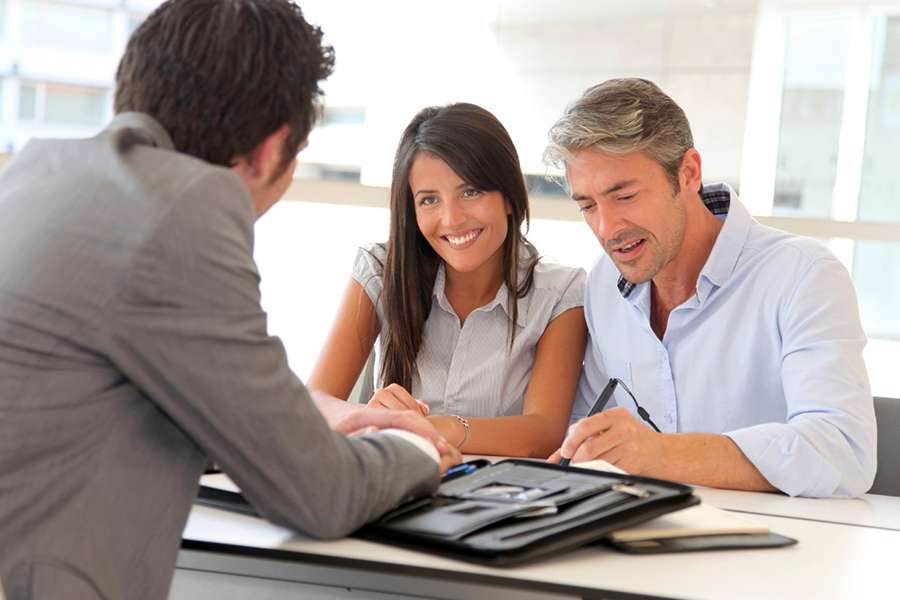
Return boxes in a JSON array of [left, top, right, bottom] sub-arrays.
[[573, 183, 876, 498]]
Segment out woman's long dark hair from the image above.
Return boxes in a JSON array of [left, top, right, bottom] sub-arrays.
[[379, 103, 539, 391]]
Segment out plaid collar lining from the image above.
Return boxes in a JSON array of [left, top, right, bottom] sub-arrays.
[[617, 184, 732, 298]]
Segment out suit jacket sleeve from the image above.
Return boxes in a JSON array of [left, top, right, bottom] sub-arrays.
[[102, 169, 439, 538]]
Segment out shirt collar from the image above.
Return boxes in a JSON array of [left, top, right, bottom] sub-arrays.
[[617, 182, 750, 302], [695, 183, 751, 301], [105, 112, 175, 151], [432, 245, 534, 328]]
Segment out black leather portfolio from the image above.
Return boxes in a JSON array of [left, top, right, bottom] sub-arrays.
[[357, 459, 698, 565], [196, 459, 699, 566]]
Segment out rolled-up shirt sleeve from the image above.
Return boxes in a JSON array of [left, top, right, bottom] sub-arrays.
[[725, 256, 877, 498]]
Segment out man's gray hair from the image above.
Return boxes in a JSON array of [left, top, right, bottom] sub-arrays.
[[544, 78, 694, 190]]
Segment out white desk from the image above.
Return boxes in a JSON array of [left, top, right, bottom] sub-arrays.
[[695, 487, 900, 531], [176, 483, 900, 599]]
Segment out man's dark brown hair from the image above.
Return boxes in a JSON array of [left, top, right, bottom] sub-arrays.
[[115, 0, 334, 176]]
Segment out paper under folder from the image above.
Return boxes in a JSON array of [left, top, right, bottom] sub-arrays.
[[610, 503, 770, 542]]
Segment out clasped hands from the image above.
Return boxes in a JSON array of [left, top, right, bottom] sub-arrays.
[[333, 384, 459, 472], [365, 383, 430, 416], [548, 407, 665, 475]]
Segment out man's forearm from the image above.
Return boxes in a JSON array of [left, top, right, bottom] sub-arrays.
[[650, 433, 777, 492], [310, 389, 363, 428]]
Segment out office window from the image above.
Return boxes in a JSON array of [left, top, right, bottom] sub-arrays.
[[22, 0, 113, 53], [44, 85, 106, 126], [858, 16, 900, 223], [18, 83, 37, 120], [127, 13, 147, 39], [16, 82, 108, 127], [0, 0, 7, 40], [318, 166, 361, 183], [322, 107, 365, 126], [525, 174, 567, 199], [743, 5, 900, 397], [773, 15, 850, 217], [294, 163, 362, 183], [854, 241, 900, 339]]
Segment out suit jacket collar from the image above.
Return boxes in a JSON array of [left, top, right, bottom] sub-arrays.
[[106, 112, 175, 151]]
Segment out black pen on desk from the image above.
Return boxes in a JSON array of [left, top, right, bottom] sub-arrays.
[[558, 378, 619, 467]]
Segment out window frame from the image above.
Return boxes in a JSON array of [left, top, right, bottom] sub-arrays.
[[741, 0, 900, 233]]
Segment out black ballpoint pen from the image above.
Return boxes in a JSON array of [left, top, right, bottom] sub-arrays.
[[559, 378, 619, 467]]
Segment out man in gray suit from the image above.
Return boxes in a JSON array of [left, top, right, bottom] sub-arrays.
[[0, 1, 460, 599]]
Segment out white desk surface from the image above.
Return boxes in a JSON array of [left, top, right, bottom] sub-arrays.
[[182, 502, 900, 600], [695, 486, 900, 531], [185, 464, 900, 600]]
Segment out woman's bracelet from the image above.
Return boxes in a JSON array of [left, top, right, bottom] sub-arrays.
[[451, 414, 469, 449]]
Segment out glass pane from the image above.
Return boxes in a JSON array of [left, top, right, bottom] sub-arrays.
[[319, 166, 361, 183], [853, 240, 900, 339], [21, 0, 112, 53], [525, 174, 567, 199], [858, 16, 900, 223], [322, 107, 365, 126], [44, 86, 107, 126], [18, 83, 36, 120], [852, 240, 900, 398], [773, 16, 850, 218], [127, 13, 146, 39]]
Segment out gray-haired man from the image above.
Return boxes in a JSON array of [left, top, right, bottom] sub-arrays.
[[548, 78, 875, 498]]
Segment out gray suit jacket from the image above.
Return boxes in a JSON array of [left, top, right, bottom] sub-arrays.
[[0, 113, 439, 600]]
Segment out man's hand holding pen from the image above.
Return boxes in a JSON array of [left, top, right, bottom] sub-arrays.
[[548, 377, 664, 474], [548, 407, 665, 475]]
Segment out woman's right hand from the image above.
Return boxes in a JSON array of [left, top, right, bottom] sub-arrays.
[[368, 383, 430, 416]]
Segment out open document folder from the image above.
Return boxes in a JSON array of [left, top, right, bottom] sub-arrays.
[[198, 458, 795, 560], [199, 459, 699, 565]]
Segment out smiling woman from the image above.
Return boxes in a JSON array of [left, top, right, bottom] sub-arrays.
[[307, 103, 588, 458], [410, 153, 510, 292]]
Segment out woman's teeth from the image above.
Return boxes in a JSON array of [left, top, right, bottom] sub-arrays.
[[446, 230, 481, 246]]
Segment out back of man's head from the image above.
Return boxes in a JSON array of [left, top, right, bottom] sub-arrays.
[[114, 0, 334, 176], [545, 78, 694, 192]]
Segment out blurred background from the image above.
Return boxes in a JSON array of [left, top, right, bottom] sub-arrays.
[[1, 0, 898, 397]]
